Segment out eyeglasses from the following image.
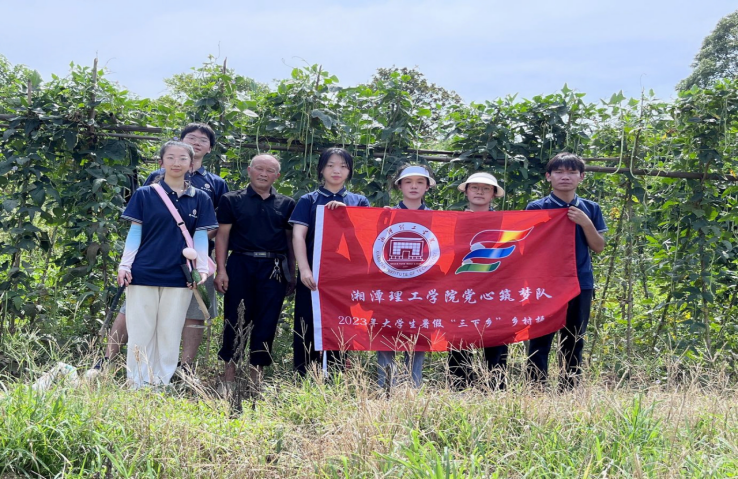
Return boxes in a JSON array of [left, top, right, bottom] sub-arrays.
[[183, 134, 211, 145], [468, 185, 496, 194]]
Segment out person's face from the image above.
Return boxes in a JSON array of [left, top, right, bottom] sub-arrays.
[[161, 146, 192, 179], [247, 157, 281, 189], [321, 154, 350, 188], [398, 176, 430, 200], [546, 166, 584, 192], [465, 183, 495, 207], [181, 130, 212, 160]]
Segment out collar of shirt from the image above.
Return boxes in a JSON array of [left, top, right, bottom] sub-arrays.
[[398, 201, 428, 210], [464, 206, 495, 212], [159, 180, 197, 197], [246, 184, 276, 198], [192, 166, 208, 176], [549, 192, 580, 207], [318, 186, 347, 198]]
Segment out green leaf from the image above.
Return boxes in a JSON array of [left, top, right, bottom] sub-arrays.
[[64, 130, 77, 150], [310, 109, 333, 129], [98, 141, 127, 161], [92, 178, 107, 193], [30, 185, 46, 206], [3, 199, 19, 212]]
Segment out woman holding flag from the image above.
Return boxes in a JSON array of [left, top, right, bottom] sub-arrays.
[[377, 163, 437, 390], [289, 148, 370, 377], [448, 171, 509, 390]]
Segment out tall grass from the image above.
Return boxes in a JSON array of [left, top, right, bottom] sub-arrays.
[[1, 335, 736, 477]]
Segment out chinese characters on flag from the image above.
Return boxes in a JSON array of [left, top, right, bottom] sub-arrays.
[[311, 207, 580, 352]]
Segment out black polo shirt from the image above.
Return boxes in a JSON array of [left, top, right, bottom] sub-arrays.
[[217, 185, 296, 253]]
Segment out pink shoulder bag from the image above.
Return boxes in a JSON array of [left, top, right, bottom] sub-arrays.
[[151, 183, 217, 276]]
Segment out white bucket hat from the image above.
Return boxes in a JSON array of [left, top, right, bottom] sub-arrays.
[[394, 165, 436, 187], [458, 172, 505, 197]]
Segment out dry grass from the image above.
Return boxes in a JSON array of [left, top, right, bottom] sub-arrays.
[[1, 343, 737, 478]]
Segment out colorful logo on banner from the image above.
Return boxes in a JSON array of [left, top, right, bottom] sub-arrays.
[[455, 227, 533, 274], [373, 222, 441, 279]]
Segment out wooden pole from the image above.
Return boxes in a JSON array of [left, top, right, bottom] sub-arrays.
[[1, 112, 737, 180]]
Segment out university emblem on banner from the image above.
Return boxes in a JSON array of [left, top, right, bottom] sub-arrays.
[[373, 222, 440, 279]]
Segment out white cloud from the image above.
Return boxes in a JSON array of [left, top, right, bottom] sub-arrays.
[[2, 0, 735, 103]]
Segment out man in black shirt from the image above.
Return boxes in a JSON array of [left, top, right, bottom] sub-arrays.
[[214, 154, 296, 394]]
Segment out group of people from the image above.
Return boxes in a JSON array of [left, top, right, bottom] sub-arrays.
[[89, 122, 607, 394]]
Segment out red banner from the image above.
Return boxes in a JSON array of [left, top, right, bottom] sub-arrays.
[[312, 207, 580, 352]]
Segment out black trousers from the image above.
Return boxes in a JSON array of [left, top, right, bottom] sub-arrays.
[[448, 345, 508, 390], [527, 289, 593, 389], [218, 255, 287, 367], [293, 279, 343, 376]]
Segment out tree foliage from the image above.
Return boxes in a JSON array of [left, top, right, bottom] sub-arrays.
[[678, 10, 738, 91], [0, 56, 736, 369]]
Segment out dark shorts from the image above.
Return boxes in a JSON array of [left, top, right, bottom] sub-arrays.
[[217, 254, 287, 366]]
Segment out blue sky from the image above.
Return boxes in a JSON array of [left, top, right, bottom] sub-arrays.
[[1, 1, 735, 104]]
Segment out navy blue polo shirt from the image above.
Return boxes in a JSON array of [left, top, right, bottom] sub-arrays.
[[122, 182, 219, 287], [217, 185, 296, 253], [289, 186, 370, 265], [145, 166, 229, 209], [526, 193, 607, 289]]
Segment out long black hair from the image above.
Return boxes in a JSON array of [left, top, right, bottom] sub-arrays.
[[317, 147, 354, 182]]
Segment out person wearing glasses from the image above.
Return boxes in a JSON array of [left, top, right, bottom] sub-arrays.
[[448, 172, 509, 391], [88, 123, 228, 381]]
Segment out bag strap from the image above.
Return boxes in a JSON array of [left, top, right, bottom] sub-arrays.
[[151, 184, 195, 271]]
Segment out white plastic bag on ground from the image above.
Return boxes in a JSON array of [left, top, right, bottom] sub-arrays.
[[32, 362, 80, 392]]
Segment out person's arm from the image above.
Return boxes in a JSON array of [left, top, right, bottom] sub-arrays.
[[209, 178, 228, 239], [567, 207, 606, 253], [193, 230, 209, 283], [214, 223, 232, 293], [292, 224, 316, 291], [285, 228, 297, 295], [117, 222, 142, 286]]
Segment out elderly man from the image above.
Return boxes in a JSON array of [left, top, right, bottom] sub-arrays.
[[215, 154, 296, 394]]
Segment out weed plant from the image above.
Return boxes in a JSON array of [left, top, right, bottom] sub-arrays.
[[1, 332, 736, 478]]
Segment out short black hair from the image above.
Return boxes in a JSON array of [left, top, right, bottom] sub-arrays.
[[545, 152, 586, 174], [180, 123, 216, 148], [392, 163, 434, 190], [317, 147, 354, 182]]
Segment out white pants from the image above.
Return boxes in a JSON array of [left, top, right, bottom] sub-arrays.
[[126, 285, 192, 388]]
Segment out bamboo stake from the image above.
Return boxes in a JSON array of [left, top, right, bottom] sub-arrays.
[[650, 292, 673, 350], [1, 115, 737, 180], [89, 57, 98, 125], [587, 189, 628, 360], [625, 191, 634, 357], [101, 132, 160, 141]]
